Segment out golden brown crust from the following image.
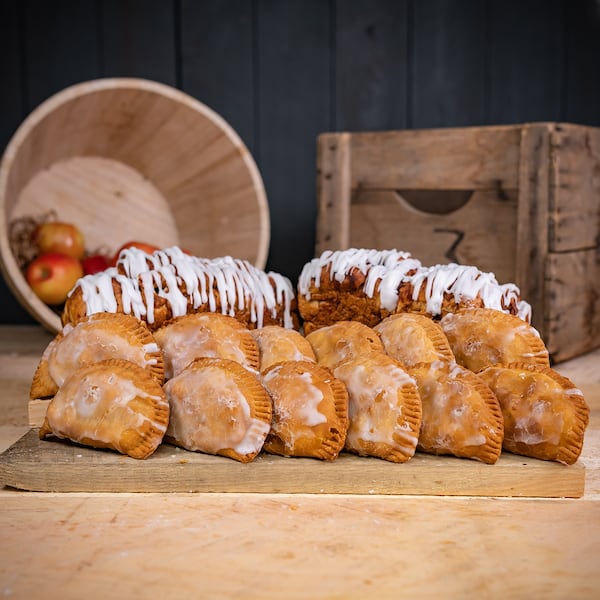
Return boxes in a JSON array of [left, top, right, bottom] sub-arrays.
[[409, 361, 504, 464], [440, 308, 549, 373], [261, 360, 348, 460], [163, 357, 272, 463], [478, 362, 590, 465], [38, 358, 169, 459], [30, 312, 164, 400], [306, 320, 384, 371], [154, 312, 259, 379], [251, 326, 317, 373], [333, 353, 422, 463], [374, 313, 455, 368]]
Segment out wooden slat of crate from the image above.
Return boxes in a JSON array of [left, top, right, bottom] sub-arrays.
[[545, 248, 600, 360], [549, 124, 600, 252]]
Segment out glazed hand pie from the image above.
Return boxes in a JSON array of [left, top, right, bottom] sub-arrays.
[[251, 326, 317, 372], [261, 360, 348, 460], [154, 312, 260, 379], [305, 320, 385, 371], [163, 357, 272, 463], [478, 363, 589, 465], [38, 358, 169, 459], [409, 361, 504, 464], [30, 312, 164, 399], [333, 354, 422, 463], [440, 308, 549, 373], [374, 313, 455, 368]]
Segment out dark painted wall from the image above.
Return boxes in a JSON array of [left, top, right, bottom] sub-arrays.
[[1, 0, 599, 324]]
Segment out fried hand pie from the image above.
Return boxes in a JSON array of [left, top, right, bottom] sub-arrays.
[[374, 313, 455, 369], [409, 361, 504, 464], [261, 360, 348, 460], [163, 357, 272, 462], [306, 320, 384, 371], [251, 325, 316, 372], [30, 312, 164, 400], [38, 358, 169, 459], [154, 312, 259, 379], [440, 308, 549, 373], [333, 354, 422, 463], [478, 363, 589, 465]]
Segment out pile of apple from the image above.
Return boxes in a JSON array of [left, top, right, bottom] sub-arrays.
[[24, 221, 158, 306]]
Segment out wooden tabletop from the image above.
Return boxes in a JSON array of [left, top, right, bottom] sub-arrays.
[[1, 325, 599, 599]]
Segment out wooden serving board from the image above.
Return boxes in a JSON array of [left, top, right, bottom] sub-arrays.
[[0, 429, 585, 497]]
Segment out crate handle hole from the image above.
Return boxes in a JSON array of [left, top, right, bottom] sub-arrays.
[[395, 189, 474, 215]]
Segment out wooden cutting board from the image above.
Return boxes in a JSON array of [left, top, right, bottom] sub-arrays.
[[0, 428, 585, 497]]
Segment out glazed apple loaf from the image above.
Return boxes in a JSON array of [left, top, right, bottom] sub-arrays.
[[62, 246, 298, 331], [297, 248, 531, 333]]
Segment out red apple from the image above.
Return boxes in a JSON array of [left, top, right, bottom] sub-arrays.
[[26, 252, 84, 305], [111, 241, 161, 266], [33, 222, 86, 259], [82, 254, 109, 275]]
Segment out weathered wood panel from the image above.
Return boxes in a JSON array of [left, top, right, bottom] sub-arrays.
[[21, 0, 101, 110], [549, 123, 600, 252], [348, 188, 518, 284], [545, 248, 600, 363], [335, 0, 409, 131], [348, 126, 521, 189], [489, 0, 563, 123], [101, 0, 177, 86], [411, 0, 487, 128], [180, 0, 255, 151], [564, 0, 600, 126], [0, 1, 33, 324]]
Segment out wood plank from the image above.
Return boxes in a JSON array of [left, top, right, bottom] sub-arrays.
[[515, 123, 550, 335], [488, 0, 563, 123], [347, 188, 518, 284], [179, 0, 255, 151], [21, 0, 100, 111], [315, 132, 352, 253], [335, 0, 409, 130], [411, 0, 487, 128], [545, 248, 600, 363], [100, 0, 177, 86], [0, 0, 23, 149], [549, 123, 600, 251], [258, 0, 331, 280], [347, 126, 522, 190], [564, 0, 600, 126], [0, 1, 36, 325], [0, 429, 585, 497]]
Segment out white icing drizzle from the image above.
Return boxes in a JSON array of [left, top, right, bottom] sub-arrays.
[[164, 367, 269, 456], [48, 372, 167, 449], [69, 247, 296, 329], [334, 360, 418, 453], [298, 248, 532, 321]]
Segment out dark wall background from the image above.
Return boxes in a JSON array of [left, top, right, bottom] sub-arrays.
[[1, 0, 599, 324]]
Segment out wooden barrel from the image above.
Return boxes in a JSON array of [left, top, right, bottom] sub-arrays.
[[0, 78, 270, 332]]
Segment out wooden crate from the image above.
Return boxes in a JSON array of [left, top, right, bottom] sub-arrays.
[[316, 123, 600, 363]]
